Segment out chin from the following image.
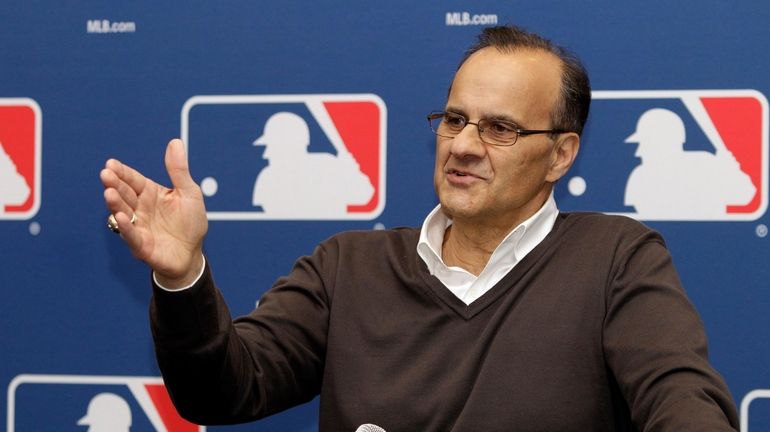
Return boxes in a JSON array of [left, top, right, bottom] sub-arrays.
[[439, 197, 479, 221]]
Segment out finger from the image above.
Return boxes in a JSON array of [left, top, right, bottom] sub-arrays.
[[100, 168, 139, 210], [164, 139, 198, 192], [113, 211, 145, 257], [105, 158, 149, 196], [100, 164, 123, 190], [103, 188, 136, 219]]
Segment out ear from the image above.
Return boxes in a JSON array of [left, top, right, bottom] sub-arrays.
[[546, 133, 580, 183]]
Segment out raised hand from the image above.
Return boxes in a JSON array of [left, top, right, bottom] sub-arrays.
[[101, 139, 208, 288]]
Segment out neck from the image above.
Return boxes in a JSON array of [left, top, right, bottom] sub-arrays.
[[441, 223, 505, 276], [440, 190, 551, 276]]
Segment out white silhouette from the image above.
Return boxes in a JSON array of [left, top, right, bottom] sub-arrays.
[[77, 393, 132, 431], [0, 141, 30, 213], [252, 112, 374, 218], [624, 108, 755, 218]]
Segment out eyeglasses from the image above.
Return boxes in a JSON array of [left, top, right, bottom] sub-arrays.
[[427, 111, 571, 147]]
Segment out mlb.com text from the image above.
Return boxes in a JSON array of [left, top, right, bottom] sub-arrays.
[[446, 12, 498, 26], [86, 19, 136, 34]]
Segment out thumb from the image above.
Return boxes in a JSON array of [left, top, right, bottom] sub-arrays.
[[164, 139, 198, 191]]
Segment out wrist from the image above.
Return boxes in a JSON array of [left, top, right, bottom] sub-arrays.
[[154, 254, 206, 291]]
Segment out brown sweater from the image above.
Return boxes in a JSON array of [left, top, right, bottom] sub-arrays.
[[150, 212, 739, 431]]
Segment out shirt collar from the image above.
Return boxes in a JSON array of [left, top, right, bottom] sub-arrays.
[[417, 191, 559, 278]]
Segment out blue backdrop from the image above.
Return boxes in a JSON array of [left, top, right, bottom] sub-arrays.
[[2, 2, 769, 431]]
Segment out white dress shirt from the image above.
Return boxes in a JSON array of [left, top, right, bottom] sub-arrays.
[[416, 192, 558, 305]]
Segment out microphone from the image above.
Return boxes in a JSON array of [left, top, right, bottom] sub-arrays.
[[355, 424, 386, 432]]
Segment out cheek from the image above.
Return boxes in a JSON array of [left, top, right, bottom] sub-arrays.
[[433, 141, 449, 172], [525, 142, 555, 169], [491, 147, 551, 186]]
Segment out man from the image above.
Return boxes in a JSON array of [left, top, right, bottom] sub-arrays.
[[101, 26, 739, 431]]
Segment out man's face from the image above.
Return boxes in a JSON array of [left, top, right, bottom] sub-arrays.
[[434, 47, 566, 228]]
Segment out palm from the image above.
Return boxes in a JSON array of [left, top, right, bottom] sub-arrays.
[[137, 178, 207, 277]]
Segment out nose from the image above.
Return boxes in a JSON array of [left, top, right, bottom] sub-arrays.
[[448, 121, 487, 159]]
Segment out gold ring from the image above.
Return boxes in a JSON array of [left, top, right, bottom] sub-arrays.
[[107, 214, 120, 234], [107, 213, 136, 234]]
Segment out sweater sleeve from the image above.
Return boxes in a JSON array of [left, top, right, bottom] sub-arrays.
[[149, 242, 334, 425], [602, 234, 739, 431]]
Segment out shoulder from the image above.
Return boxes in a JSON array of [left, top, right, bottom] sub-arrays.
[[555, 212, 664, 248], [552, 213, 674, 291], [308, 227, 423, 284], [320, 227, 421, 255], [558, 211, 649, 230]]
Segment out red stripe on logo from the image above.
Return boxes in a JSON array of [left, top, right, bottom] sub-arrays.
[[701, 97, 763, 213], [0, 105, 36, 213], [323, 101, 380, 213], [144, 383, 200, 432]]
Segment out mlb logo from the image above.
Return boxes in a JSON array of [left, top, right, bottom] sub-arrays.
[[181, 94, 386, 221], [559, 90, 768, 221], [741, 389, 770, 432], [7, 374, 204, 431], [0, 98, 41, 220]]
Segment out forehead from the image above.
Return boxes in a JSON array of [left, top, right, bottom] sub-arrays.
[[448, 47, 562, 124]]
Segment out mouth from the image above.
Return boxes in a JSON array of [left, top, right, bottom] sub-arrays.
[[448, 168, 476, 177], [446, 168, 485, 183]]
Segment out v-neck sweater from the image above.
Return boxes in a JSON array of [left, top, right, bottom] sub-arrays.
[[150, 212, 738, 431], [416, 193, 558, 304]]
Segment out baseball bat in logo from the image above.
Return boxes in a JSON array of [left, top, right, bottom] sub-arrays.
[[559, 90, 768, 221], [181, 94, 387, 221], [0, 98, 41, 220], [7, 374, 204, 431]]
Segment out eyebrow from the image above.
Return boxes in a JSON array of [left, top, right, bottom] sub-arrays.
[[444, 105, 524, 128]]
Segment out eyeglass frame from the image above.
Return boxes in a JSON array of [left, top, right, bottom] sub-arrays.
[[427, 111, 572, 147]]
